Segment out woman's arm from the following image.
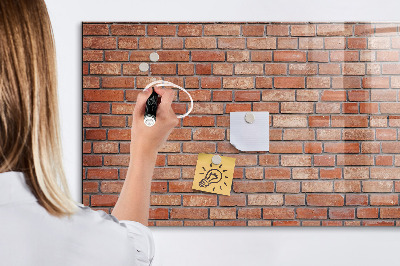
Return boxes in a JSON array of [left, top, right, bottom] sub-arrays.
[[111, 87, 179, 225], [111, 145, 158, 225]]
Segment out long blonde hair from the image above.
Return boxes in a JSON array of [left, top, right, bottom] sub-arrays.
[[0, 0, 77, 216]]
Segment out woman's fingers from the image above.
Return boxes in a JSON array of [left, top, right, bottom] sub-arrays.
[[156, 88, 175, 109]]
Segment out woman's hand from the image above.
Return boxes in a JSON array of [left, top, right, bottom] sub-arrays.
[[130, 87, 179, 154]]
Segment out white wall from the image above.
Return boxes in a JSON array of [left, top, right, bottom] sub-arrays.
[[45, 0, 400, 265]]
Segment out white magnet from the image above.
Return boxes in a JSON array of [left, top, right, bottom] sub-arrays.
[[149, 52, 159, 62], [211, 155, 222, 165], [139, 62, 149, 72], [244, 112, 255, 124]]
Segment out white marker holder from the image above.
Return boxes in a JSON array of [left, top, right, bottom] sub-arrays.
[[143, 80, 194, 119]]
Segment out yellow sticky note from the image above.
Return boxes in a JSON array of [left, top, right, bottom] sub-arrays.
[[192, 153, 236, 196]]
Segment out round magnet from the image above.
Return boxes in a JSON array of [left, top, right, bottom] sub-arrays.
[[244, 112, 255, 124], [211, 155, 222, 165], [149, 52, 159, 62], [139, 62, 149, 72]]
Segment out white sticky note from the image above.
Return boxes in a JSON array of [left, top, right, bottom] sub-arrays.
[[230, 111, 269, 152]]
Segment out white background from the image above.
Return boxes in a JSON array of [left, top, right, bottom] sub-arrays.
[[45, 0, 400, 265]]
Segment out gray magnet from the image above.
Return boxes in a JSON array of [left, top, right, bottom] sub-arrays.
[[211, 155, 222, 165], [139, 62, 149, 72], [244, 112, 255, 124], [149, 52, 160, 62]]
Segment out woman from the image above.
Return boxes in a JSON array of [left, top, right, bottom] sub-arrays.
[[0, 0, 179, 265]]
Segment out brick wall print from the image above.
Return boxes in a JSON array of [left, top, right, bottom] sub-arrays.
[[82, 22, 400, 226]]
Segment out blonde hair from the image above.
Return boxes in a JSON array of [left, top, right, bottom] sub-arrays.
[[0, 0, 77, 216]]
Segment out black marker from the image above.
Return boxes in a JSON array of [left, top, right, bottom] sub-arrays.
[[144, 87, 159, 127]]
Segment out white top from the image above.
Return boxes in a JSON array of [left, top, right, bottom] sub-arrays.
[[0, 171, 155, 266]]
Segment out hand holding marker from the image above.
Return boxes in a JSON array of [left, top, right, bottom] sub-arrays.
[[143, 80, 194, 127]]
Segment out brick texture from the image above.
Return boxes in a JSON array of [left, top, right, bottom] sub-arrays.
[[83, 22, 400, 227]]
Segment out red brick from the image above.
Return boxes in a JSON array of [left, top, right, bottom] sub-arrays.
[[317, 24, 353, 36], [178, 25, 202, 36], [218, 37, 246, 49], [330, 51, 359, 62], [362, 77, 390, 88], [238, 208, 261, 219], [233, 181, 274, 193], [343, 129, 374, 141], [283, 129, 314, 140], [334, 180, 361, 192], [201, 77, 222, 89], [296, 208, 327, 219], [183, 195, 217, 206], [170, 208, 208, 219], [292, 168, 318, 179], [332, 77, 361, 89], [325, 143, 359, 153], [324, 37, 346, 49], [337, 155, 373, 166], [210, 208, 236, 219], [357, 208, 379, 219], [149, 208, 169, 220], [93, 142, 118, 154], [346, 194, 368, 206], [307, 194, 344, 206], [264, 168, 291, 179], [83, 24, 109, 35], [83, 182, 99, 193], [370, 194, 398, 206], [321, 90, 346, 101], [380, 208, 400, 219], [247, 37, 276, 49], [319, 64, 341, 75], [314, 155, 335, 167], [376, 129, 396, 141], [235, 63, 263, 75], [263, 208, 294, 219], [267, 25, 289, 36], [285, 194, 305, 206], [302, 181, 333, 192], [277, 37, 298, 49], [274, 51, 306, 62], [281, 102, 314, 114], [320, 168, 342, 179], [234, 90, 261, 101], [204, 24, 241, 36], [248, 194, 283, 206], [242, 25, 265, 36], [306, 77, 330, 88], [269, 142, 302, 153], [91, 195, 118, 207], [192, 51, 225, 62], [219, 195, 246, 206], [329, 208, 355, 219], [363, 181, 393, 192], [304, 143, 322, 153], [282, 155, 311, 167], [291, 25, 316, 36], [227, 51, 250, 62], [83, 37, 116, 49], [308, 51, 329, 62], [299, 37, 323, 49], [223, 77, 254, 89], [83, 50, 103, 61]]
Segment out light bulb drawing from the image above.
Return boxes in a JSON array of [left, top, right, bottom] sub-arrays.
[[198, 162, 229, 192]]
